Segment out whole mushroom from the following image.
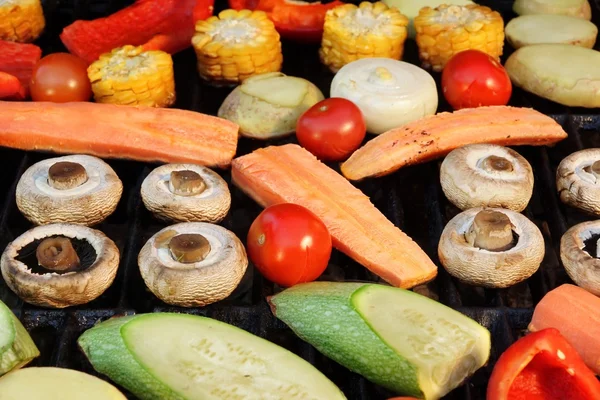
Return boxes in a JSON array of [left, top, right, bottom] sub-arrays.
[[138, 222, 248, 307], [440, 144, 534, 212], [560, 220, 600, 296], [16, 155, 123, 226], [0, 224, 120, 308], [557, 149, 600, 216], [141, 164, 231, 223], [438, 207, 545, 288]]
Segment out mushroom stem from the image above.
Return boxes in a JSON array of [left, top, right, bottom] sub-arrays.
[[465, 210, 515, 252], [168, 234, 211, 263], [588, 160, 600, 181], [48, 162, 88, 190], [596, 237, 600, 259], [35, 237, 81, 272], [479, 155, 514, 173], [168, 170, 206, 197]]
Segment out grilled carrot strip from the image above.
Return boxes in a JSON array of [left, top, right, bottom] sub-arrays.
[[0, 72, 26, 100], [0, 39, 41, 90], [0, 101, 238, 168], [341, 106, 568, 181], [0, 0, 45, 43], [232, 144, 438, 289]]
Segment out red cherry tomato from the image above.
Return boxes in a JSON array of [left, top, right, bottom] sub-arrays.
[[441, 50, 512, 110], [247, 203, 332, 287], [296, 98, 366, 162], [30, 53, 92, 103]]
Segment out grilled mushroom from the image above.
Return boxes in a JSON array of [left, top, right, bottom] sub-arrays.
[[141, 164, 231, 223], [138, 222, 247, 307], [557, 149, 600, 216], [440, 144, 534, 212], [16, 155, 123, 226], [560, 220, 600, 296], [438, 208, 545, 288], [0, 224, 120, 308]]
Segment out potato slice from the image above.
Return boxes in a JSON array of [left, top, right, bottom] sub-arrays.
[[505, 44, 600, 108], [506, 14, 597, 49], [513, 0, 592, 20], [240, 76, 309, 108]]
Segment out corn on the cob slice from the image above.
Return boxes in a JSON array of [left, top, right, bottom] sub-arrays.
[[319, 1, 409, 73], [87, 45, 175, 108], [414, 4, 504, 72], [0, 0, 45, 43], [192, 9, 282, 85]]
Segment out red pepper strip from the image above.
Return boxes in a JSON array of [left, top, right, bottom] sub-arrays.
[[487, 328, 600, 400], [60, 0, 214, 64], [0, 40, 41, 91], [0, 72, 26, 101], [228, 0, 343, 43]]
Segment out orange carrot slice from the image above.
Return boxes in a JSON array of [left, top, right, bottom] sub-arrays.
[[0, 101, 238, 167], [341, 106, 568, 181], [529, 284, 600, 375], [231, 143, 438, 289]]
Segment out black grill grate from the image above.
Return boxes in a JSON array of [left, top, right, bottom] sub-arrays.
[[2, 0, 600, 399]]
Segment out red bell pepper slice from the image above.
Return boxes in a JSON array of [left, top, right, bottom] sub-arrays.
[[0, 40, 42, 92], [60, 0, 215, 64], [228, 0, 343, 43], [487, 328, 600, 400], [0, 72, 26, 101]]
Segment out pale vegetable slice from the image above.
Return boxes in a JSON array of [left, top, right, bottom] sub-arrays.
[[78, 313, 346, 400], [505, 44, 600, 108], [240, 75, 309, 108], [513, 0, 592, 19], [0, 367, 127, 399], [270, 282, 491, 400], [0, 300, 39, 376], [505, 14, 597, 49]]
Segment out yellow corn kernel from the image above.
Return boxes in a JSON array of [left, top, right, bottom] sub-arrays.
[[414, 4, 504, 72], [87, 45, 176, 108], [319, 1, 409, 73], [191, 9, 282, 85], [0, 0, 45, 43]]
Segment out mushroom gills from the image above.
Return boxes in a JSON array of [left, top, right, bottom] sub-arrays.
[[48, 161, 88, 190], [168, 170, 206, 197], [478, 155, 514, 173], [581, 233, 600, 259], [15, 235, 97, 275], [168, 233, 211, 263], [465, 210, 518, 252]]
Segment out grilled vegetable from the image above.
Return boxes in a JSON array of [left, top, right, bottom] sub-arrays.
[[505, 14, 597, 49], [0, 72, 25, 100], [530, 284, 600, 375], [0, 367, 127, 399], [78, 313, 347, 400], [330, 58, 437, 134], [487, 328, 600, 400], [505, 44, 600, 108], [0, 39, 41, 91], [0, 299, 39, 376], [270, 282, 491, 400], [88, 45, 175, 108], [218, 72, 324, 139], [30, 53, 92, 103], [0, 0, 45, 43], [560, 220, 600, 296], [556, 149, 600, 216], [192, 9, 283, 85], [320, 2, 409, 73], [341, 106, 568, 181], [229, 0, 343, 43], [414, 4, 504, 72], [0, 101, 238, 167], [513, 0, 592, 20], [60, 0, 215, 64]]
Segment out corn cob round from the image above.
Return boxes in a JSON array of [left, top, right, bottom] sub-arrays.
[[0, 0, 45, 43], [192, 9, 283, 86], [414, 4, 504, 72], [319, 1, 409, 73], [87, 45, 176, 108]]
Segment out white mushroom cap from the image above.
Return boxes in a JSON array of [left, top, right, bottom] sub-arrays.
[[560, 220, 600, 296], [440, 144, 534, 212], [16, 155, 123, 226], [138, 222, 247, 307], [141, 164, 231, 223], [438, 207, 545, 288], [557, 149, 600, 216], [0, 224, 120, 308]]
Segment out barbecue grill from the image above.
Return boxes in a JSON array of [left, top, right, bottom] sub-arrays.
[[2, 0, 600, 398]]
